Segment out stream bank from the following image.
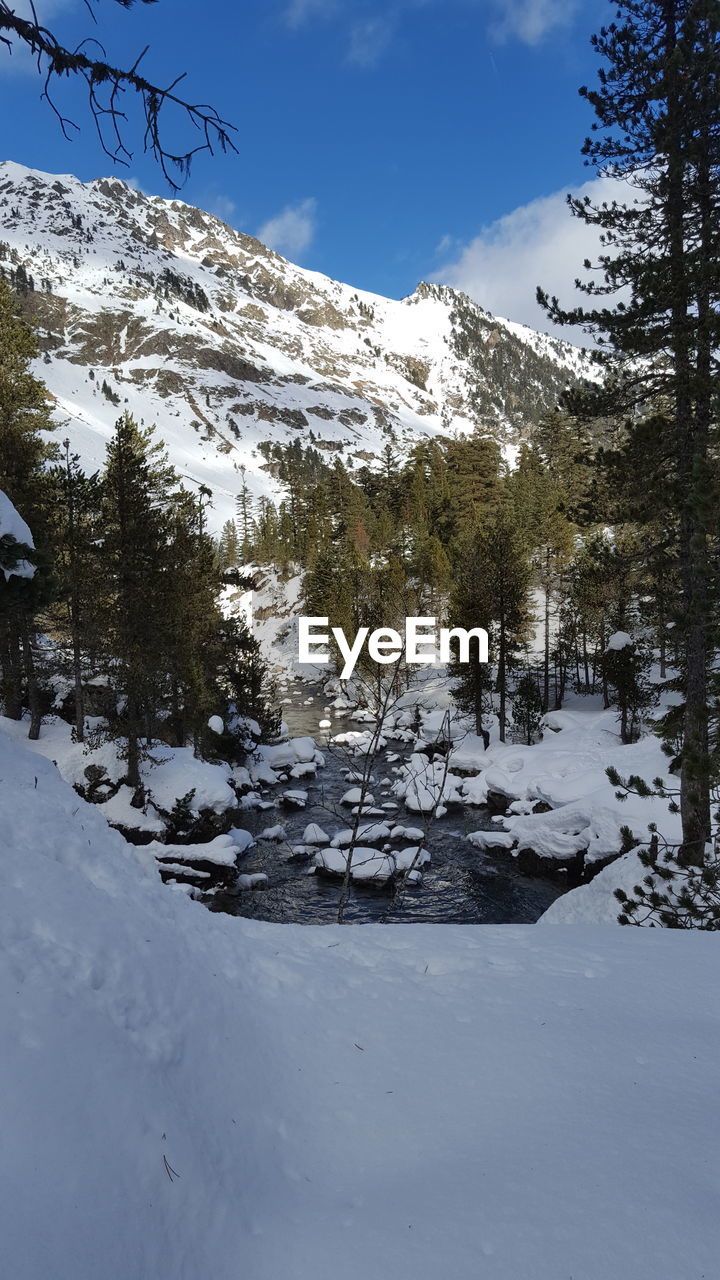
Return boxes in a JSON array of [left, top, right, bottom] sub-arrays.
[[205, 684, 562, 925]]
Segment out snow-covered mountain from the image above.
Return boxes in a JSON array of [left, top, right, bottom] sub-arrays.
[[0, 161, 588, 528]]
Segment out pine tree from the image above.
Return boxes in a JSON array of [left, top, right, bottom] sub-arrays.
[[539, 0, 720, 863], [0, 279, 56, 734], [236, 466, 254, 561], [99, 413, 177, 795], [512, 671, 544, 744], [160, 488, 224, 750], [443, 433, 503, 545], [46, 442, 103, 742], [213, 616, 279, 751], [218, 519, 241, 570], [483, 502, 534, 742], [450, 528, 495, 742], [415, 534, 453, 618], [509, 445, 575, 709], [603, 632, 657, 744], [450, 502, 531, 742]]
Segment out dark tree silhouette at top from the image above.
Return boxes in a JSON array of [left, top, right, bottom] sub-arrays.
[[0, 0, 237, 188]]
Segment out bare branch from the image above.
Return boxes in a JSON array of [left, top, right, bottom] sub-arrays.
[[0, 2, 237, 190]]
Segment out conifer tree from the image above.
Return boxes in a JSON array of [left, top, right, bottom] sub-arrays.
[[160, 488, 224, 749], [603, 633, 657, 744], [451, 503, 531, 742], [236, 467, 254, 561], [0, 279, 56, 733], [512, 671, 544, 744], [510, 445, 575, 709], [100, 413, 177, 795], [218, 519, 241, 571], [539, 0, 720, 863], [483, 502, 534, 742], [450, 524, 496, 742], [46, 441, 103, 742]]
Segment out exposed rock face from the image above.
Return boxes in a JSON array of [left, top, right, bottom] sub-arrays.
[[0, 161, 591, 528]]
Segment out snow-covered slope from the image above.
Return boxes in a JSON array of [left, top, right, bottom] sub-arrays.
[[1, 718, 719, 1280], [0, 161, 589, 528], [0, 488, 35, 580]]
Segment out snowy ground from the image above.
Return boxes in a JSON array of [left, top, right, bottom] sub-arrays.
[[1, 717, 719, 1280]]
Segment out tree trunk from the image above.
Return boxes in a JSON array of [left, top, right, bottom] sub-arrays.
[[473, 665, 483, 737], [125, 692, 142, 796], [543, 580, 550, 712], [663, 0, 710, 864], [70, 616, 84, 743], [1, 618, 23, 720], [582, 626, 590, 693], [600, 619, 610, 710], [20, 616, 41, 740], [498, 616, 506, 743], [620, 702, 629, 746]]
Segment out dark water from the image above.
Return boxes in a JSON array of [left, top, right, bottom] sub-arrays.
[[206, 685, 563, 925]]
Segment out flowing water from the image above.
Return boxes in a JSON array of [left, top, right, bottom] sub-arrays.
[[206, 685, 563, 925]]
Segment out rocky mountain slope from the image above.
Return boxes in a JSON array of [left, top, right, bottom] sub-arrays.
[[0, 161, 589, 528]]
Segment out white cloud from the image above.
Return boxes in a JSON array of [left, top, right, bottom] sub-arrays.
[[283, 0, 338, 28], [279, 0, 583, 58], [431, 175, 628, 342], [257, 197, 317, 258], [434, 232, 456, 256], [209, 195, 237, 223], [347, 16, 395, 66], [487, 0, 581, 45]]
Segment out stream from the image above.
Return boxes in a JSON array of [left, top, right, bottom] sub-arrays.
[[206, 685, 563, 925]]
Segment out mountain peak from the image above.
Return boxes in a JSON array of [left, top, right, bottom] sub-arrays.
[[0, 163, 589, 529]]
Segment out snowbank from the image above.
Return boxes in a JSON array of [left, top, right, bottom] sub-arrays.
[[539, 849, 650, 924], [0, 488, 35, 580], [461, 708, 681, 879], [1, 720, 718, 1280]]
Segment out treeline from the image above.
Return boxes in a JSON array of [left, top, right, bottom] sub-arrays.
[[216, 418, 666, 747], [0, 280, 276, 800]]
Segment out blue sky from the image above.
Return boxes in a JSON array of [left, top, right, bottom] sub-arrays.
[[0, 0, 612, 332]]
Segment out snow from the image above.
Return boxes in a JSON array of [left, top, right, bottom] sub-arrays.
[[144, 748, 236, 812], [228, 827, 256, 853], [390, 824, 425, 841], [606, 630, 634, 651], [0, 719, 719, 1279], [147, 832, 252, 868], [330, 822, 392, 847], [207, 714, 224, 734], [281, 788, 308, 807], [0, 489, 35, 580], [395, 845, 431, 869], [237, 872, 268, 889], [290, 761, 316, 778], [0, 163, 592, 548], [302, 823, 330, 845], [392, 753, 463, 816], [340, 786, 374, 805], [0, 717, 238, 821], [255, 736, 318, 770], [313, 845, 396, 882], [96, 785, 165, 834], [539, 849, 649, 924]]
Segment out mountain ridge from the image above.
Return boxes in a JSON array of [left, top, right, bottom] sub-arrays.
[[0, 160, 590, 529]]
